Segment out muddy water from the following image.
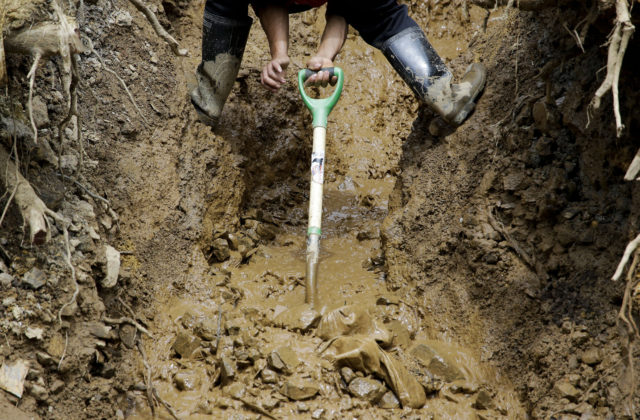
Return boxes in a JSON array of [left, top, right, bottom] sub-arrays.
[[128, 6, 525, 418]]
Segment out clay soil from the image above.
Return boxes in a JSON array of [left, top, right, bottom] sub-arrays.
[[1, 0, 640, 419]]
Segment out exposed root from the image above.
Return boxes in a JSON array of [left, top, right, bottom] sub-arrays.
[[57, 53, 83, 173], [57, 330, 69, 370], [588, 0, 635, 137], [84, 36, 148, 124], [0, 144, 49, 244], [127, 0, 188, 56], [26, 53, 42, 144], [612, 231, 640, 281], [471, 0, 554, 11], [55, 217, 78, 324], [103, 316, 153, 338], [137, 339, 181, 420]]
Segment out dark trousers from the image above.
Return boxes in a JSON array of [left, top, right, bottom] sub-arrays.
[[204, 0, 419, 49]]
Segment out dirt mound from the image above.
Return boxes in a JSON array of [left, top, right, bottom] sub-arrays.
[[0, 0, 639, 419]]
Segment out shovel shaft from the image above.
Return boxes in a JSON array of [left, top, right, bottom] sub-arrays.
[[305, 126, 326, 307]]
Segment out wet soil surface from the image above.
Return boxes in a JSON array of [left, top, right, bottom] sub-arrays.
[[2, 0, 640, 419]]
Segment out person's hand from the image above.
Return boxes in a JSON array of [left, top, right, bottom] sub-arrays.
[[305, 56, 337, 87], [261, 55, 289, 91]]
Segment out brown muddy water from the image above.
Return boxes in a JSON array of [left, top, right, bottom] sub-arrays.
[[128, 7, 525, 419]]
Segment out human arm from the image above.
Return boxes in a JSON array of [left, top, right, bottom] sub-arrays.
[[306, 13, 347, 87], [257, 5, 290, 91]]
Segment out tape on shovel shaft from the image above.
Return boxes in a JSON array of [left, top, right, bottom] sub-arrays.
[[307, 226, 322, 236]]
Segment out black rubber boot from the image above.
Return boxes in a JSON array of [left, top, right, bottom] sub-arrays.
[[381, 26, 486, 126], [190, 11, 252, 127]]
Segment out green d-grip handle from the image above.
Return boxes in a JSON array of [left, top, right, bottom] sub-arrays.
[[298, 67, 344, 128]]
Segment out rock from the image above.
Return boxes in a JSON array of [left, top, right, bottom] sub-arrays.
[[378, 390, 400, 409], [311, 408, 325, 419], [571, 331, 589, 346], [22, 267, 46, 290], [174, 371, 200, 391], [296, 401, 309, 412], [25, 327, 44, 340], [386, 320, 411, 349], [224, 381, 245, 399], [449, 380, 479, 394], [256, 223, 277, 241], [473, 389, 493, 410], [340, 366, 356, 384], [119, 324, 137, 349], [259, 395, 280, 410], [503, 172, 524, 191], [212, 238, 230, 262], [0, 359, 29, 398], [171, 331, 201, 358], [356, 227, 380, 241], [273, 304, 321, 332], [580, 348, 602, 366], [50, 380, 65, 394], [29, 383, 49, 401], [31, 96, 49, 128], [60, 154, 78, 172], [88, 322, 113, 340], [532, 99, 551, 132], [280, 378, 319, 401], [113, 9, 132, 26], [348, 377, 386, 403], [268, 347, 299, 374], [101, 245, 120, 288], [0, 273, 13, 288], [195, 318, 219, 341], [410, 343, 464, 382], [220, 357, 236, 384], [260, 368, 277, 384], [554, 380, 580, 402]]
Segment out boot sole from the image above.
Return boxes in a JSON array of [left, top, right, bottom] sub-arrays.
[[448, 64, 487, 126]]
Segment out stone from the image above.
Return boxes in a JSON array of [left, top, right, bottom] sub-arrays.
[[296, 401, 309, 412], [268, 347, 299, 374], [311, 408, 325, 419], [449, 380, 479, 394], [261, 368, 278, 384], [580, 348, 602, 366], [347, 377, 386, 403], [195, 318, 219, 341], [29, 383, 49, 401], [0, 273, 13, 288], [25, 327, 44, 340], [119, 324, 137, 349], [256, 223, 277, 241], [212, 238, 230, 262], [411, 343, 464, 382], [554, 380, 580, 402], [50, 380, 65, 394], [340, 366, 356, 384], [473, 389, 493, 410], [174, 371, 200, 391], [273, 304, 321, 332], [171, 331, 201, 358], [60, 154, 79, 172], [88, 322, 113, 339], [0, 359, 29, 398], [378, 390, 400, 409], [22, 267, 46, 290], [31, 96, 50, 128], [101, 245, 120, 288], [220, 357, 236, 384], [280, 378, 319, 401]]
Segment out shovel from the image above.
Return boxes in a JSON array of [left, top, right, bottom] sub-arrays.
[[297, 67, 344, 308]]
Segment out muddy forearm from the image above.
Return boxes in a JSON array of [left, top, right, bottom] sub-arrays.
[[257, 5, 289, 59], [316, 13, 347, 61]]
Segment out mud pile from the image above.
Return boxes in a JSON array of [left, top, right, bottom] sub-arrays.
[[0, 0, 639, 419]]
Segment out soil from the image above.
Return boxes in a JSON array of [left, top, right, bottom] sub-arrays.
[[1, 0, 640, 419]]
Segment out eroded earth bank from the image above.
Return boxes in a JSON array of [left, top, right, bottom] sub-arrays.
[[1, 0, 640, 419]]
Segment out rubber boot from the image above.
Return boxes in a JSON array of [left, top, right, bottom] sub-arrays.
[[381, 26, 486, 126], [190, 11, 252, 127]]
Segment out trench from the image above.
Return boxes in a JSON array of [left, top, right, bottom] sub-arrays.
[[114, 6, 531, 418]]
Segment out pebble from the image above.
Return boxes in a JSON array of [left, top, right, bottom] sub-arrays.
[[411, 343, 464, 382], [195, 318, 219, 341], [220, 356, 237, 384], [267, 347, 299, 374], [173, 371, 200, 391], [554, 380, 580, 402], [24, 327, 44, 340], [273, 304, 321, 332], [378, 390, 400, 409], [29, 383, 49, 401], [119, 324, 137, 349], [340, 366, 356, 384], [31, 96, 50, 128], [348, 377, 386, 403], [212, 238, 231, 261], [311, 408, 325, 419], [22, 267, 46, 290], [171, 331, 201, 358], [260, 368, 278, 384], [0, 273, 13, 288], [280, 378, 319, 400], [101, 245, 120, 288], [580, 348, 602, 365], [473, 389, 493, 410]]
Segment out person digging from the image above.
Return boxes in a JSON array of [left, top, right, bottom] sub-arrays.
[[190, 0, 487, 128]]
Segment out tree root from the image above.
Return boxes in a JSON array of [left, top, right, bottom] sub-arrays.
[[127, 0, 188, 56], [470, 0, 555, 11], [103, 316, 153, 338], [588, 0, 635, 137], [137, 339, 181, 420], [0, 144, 50, 244]]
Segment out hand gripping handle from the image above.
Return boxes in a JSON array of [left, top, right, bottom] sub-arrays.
[[298, 67, 344, 128]]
